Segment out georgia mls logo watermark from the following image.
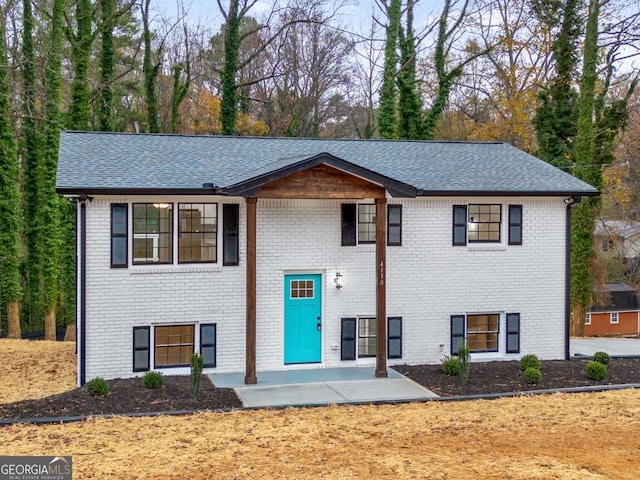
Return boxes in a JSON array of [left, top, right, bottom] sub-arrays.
[[0, 456, 72, 480]]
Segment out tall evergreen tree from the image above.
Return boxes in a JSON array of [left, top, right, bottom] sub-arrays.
[[569, 0, 600, 335], [378, 0, 401, 139], [220, 0, 242, 135], [532, 0, 581, 168], [41, 0, 65, 340], [142, 0, 160, 133], [21, 0, 43, 332], [67, 0, 94, 130], [0, 14, 22, 339], [397, 0, 421, 139]]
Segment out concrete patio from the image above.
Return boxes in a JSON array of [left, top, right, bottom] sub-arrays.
[[210, 367, 437, 408]]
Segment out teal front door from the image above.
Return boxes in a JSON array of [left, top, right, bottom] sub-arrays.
[[284, 274, 322, 364]]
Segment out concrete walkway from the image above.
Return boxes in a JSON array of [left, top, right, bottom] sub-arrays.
[[571, 337, 640, 357], [210, 367, 437, 408]]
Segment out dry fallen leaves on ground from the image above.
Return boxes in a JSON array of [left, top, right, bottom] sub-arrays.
[[1, 339, 640, 479], [0, 339, 76, 404]]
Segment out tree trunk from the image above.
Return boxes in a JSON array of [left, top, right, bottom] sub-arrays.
[[44, 309, 56, 341], [64, 322, 76, 342], [6, 302, 21, 339]]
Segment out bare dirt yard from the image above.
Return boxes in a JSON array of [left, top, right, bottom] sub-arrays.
[[1, 339, 640, 479]]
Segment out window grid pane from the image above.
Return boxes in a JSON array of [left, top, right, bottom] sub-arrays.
[[132, 203, 173, 264], [179, 203, 217, 263], [290, 280, 314, 299], [468, 204, 501, 243], [358, 204, 376, 244], [466, 314, 499, 353], [154, 325, 194, 367], [358, 317, 377, 357]]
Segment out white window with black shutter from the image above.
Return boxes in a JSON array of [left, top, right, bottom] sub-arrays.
[[341, 203, 403, 246], [341, 316, 402, 360], [451, 312, 521, 356]]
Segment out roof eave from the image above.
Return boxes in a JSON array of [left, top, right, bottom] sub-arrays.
[[415, 189, 600, 197], [56, 187, 223, 196]]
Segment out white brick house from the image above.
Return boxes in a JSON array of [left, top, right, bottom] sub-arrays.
[[56, 132, 597, 385]]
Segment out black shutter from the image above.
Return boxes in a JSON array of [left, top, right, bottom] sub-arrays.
[[508, 205, 523, 245], [341, 204, 356, 246], [223, 204, 239, 266], [506, 313, 520, 353], [341, 317, 356, 360], [200, 323, 217, 367], [387, 205, 402, 246], [452, 205, 467, 246], [111, 203, 128, 267], [133, 326, 150, 372], [451, 315, 465, 355], [387, 317, 402, 359]]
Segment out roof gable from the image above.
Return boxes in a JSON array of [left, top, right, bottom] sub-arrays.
[[225, 153, 415, 198]]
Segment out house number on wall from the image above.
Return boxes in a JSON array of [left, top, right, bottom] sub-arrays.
[[379, 261, 384, 286]]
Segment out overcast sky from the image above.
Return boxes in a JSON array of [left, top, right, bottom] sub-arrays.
[[152, 0, 442, 35]]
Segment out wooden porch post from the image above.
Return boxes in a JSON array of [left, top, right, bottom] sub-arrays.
[[245, 197, 258, 384], [375, 197, 388, 378]]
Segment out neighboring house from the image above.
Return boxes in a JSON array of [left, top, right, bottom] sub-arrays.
[[586, 283, 640, 337], [56, 131, 597, 386], [594, 219, 640, 262]]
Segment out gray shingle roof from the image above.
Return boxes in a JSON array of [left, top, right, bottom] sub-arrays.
[[56, 131, 598, 197]]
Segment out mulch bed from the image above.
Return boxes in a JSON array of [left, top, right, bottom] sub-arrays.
[[394, 358, 640, 396], [2, 359, 640, 420], [0, 375, 242, 420]]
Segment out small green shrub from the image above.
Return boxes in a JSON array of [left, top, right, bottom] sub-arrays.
[[523, 367, 542, 385], [520, 354, 542, 371], [142, 371, 164, 389], [586, 361, 607, 380], [593, 351, 611, 365], [86, 377, 110, 396], [441, 356, 462, 376], [190, 353, 204, 400], [457, 342, 471, 386]]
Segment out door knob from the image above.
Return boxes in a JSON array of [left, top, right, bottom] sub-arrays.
[[317, 323, 322, 331]]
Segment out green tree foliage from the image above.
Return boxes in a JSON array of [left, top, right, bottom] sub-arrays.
[[531, 0, 581, 168], [66, 0, 94, 130], [41, 0, 65, 340], [220, 0, 242, 135], [378, 0, 401, 139], [21, 0, 43, 332], [0, 14, 22, 338], [397, 0, 422, 139], [533, 0, 635, 334]]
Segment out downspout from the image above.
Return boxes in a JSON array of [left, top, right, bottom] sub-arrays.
[[79, 198, 87, 385], [564, 196, 581, 360]]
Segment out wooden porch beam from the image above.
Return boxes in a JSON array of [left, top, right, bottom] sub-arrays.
[[245, 197, 257, 384], [375, 197, 388, 378]]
